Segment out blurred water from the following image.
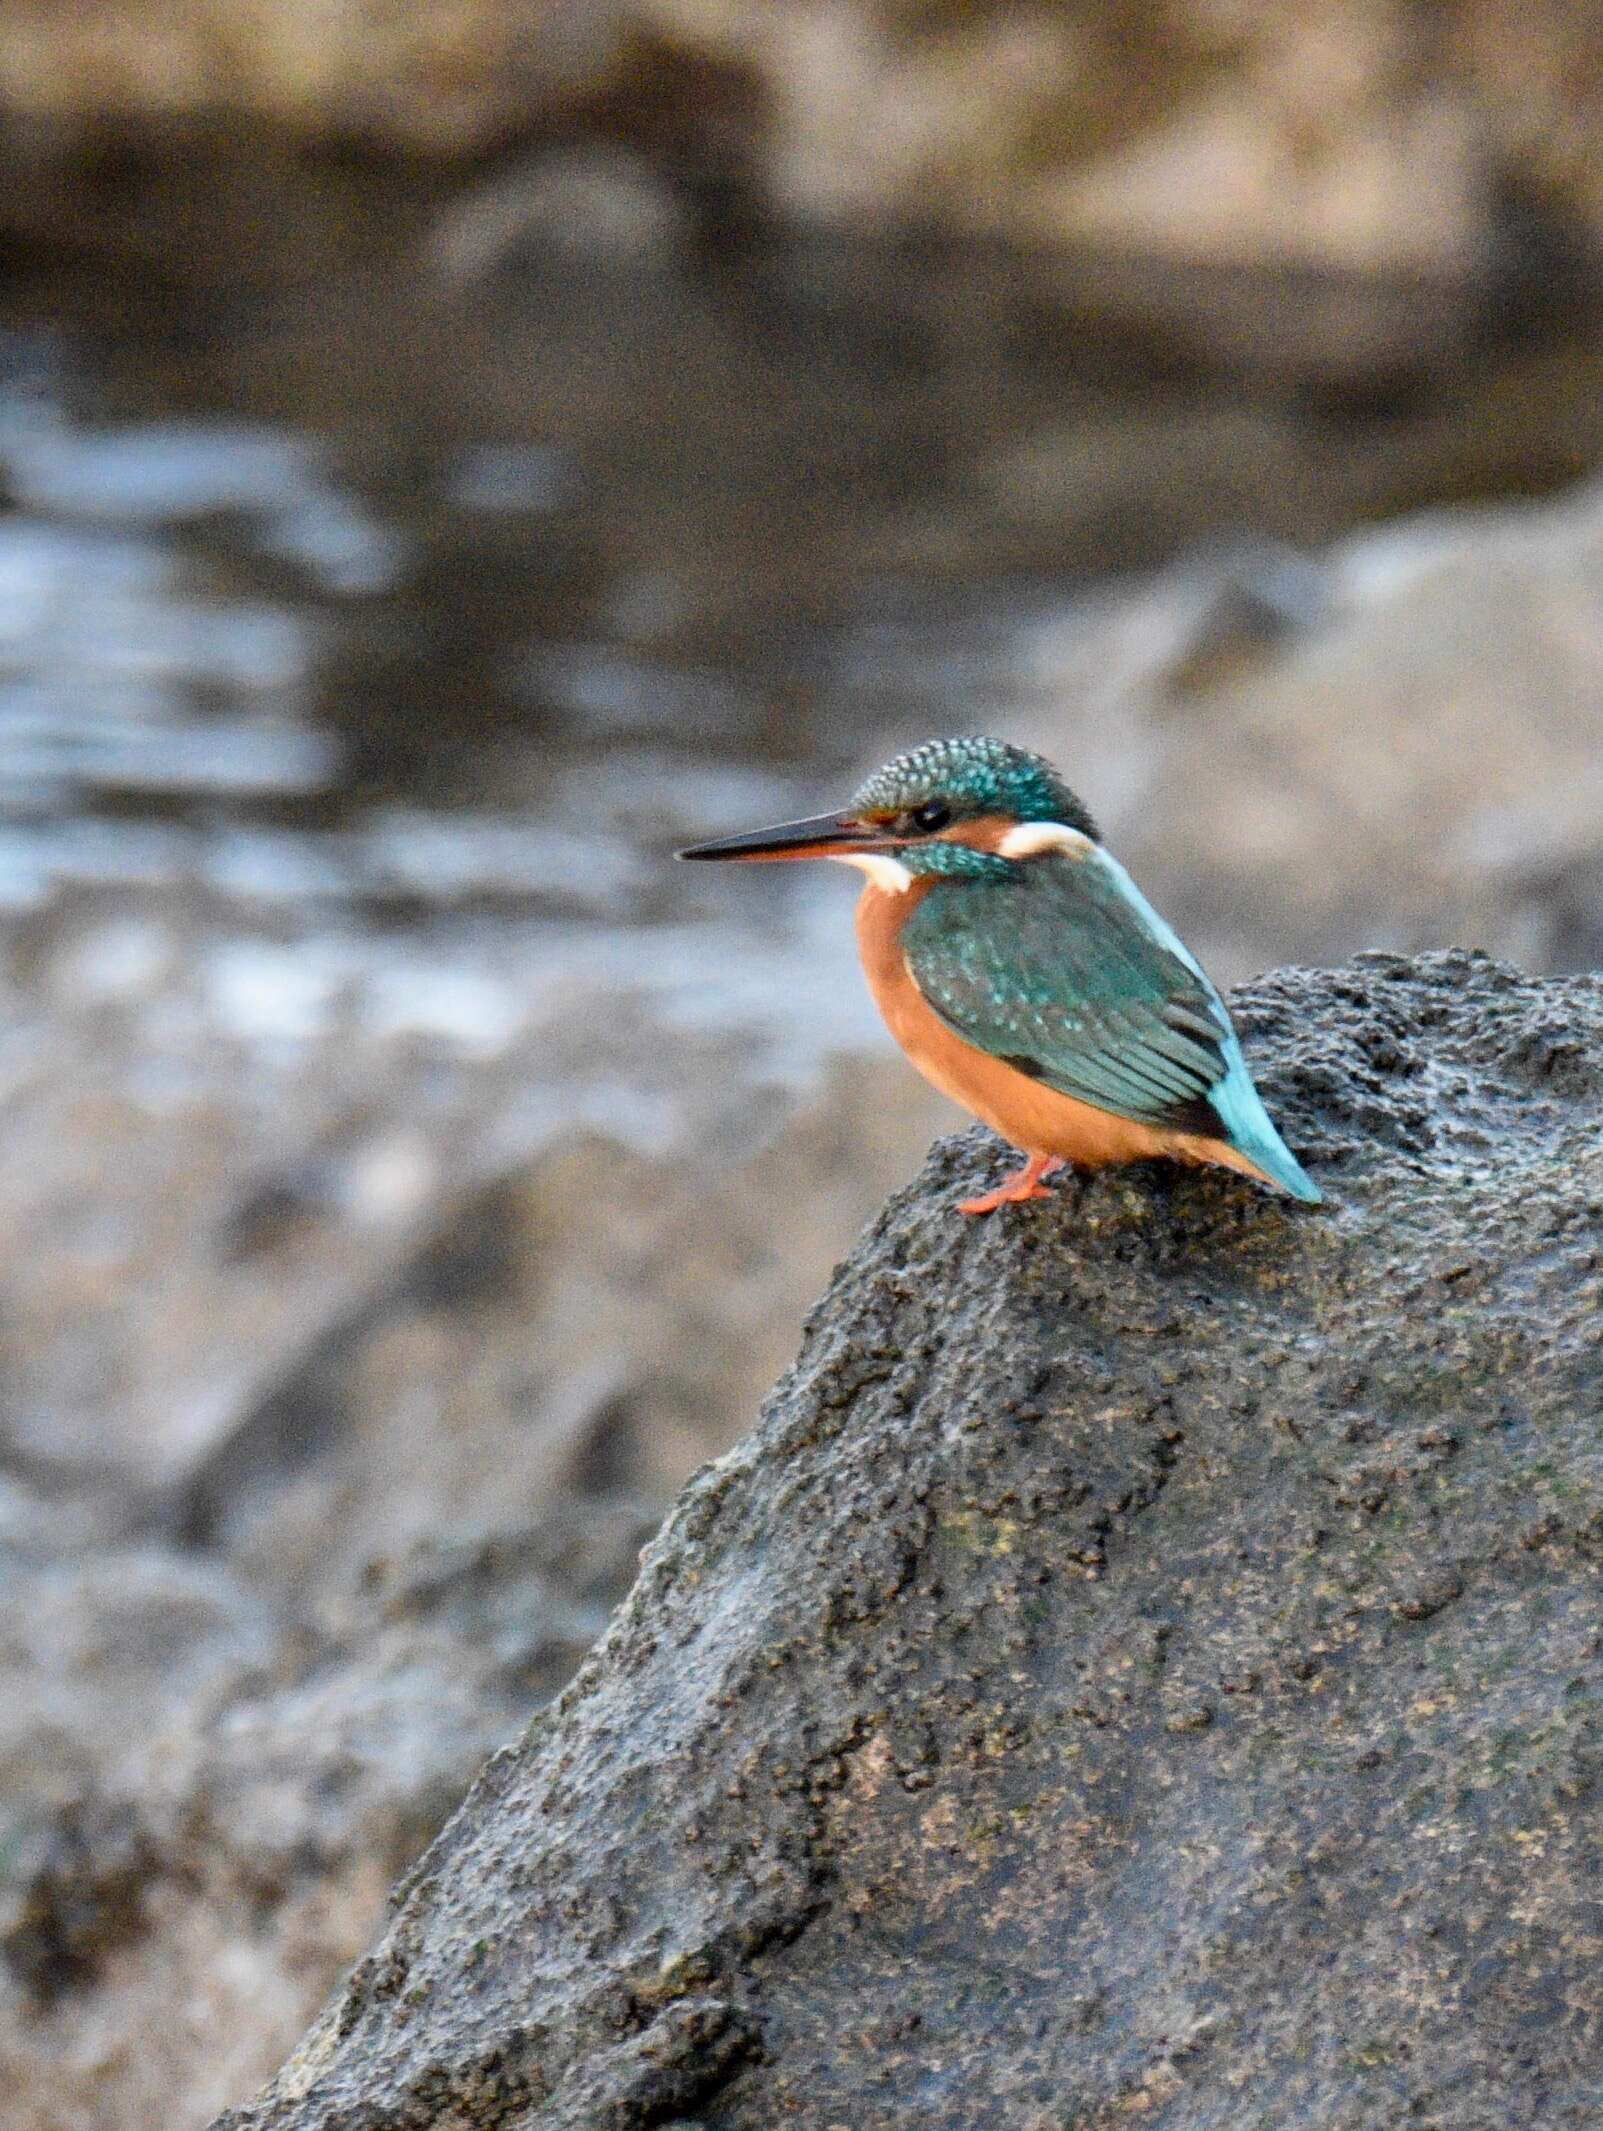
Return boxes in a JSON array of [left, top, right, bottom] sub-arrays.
[[0, 148, 1600, 1520], [1, 149, 1602, 1104]]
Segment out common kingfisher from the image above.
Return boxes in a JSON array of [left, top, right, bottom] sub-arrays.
[[679, 736, 1321, 1216]]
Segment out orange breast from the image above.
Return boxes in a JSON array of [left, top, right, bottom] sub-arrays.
[[854, 880, 1273, 1181]]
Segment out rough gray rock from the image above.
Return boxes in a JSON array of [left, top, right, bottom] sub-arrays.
[[217, 950, 1603, 2130]]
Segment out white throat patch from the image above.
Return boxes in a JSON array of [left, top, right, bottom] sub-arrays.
[[831, 853, 914, 892], [997, 820, 1095, 861]]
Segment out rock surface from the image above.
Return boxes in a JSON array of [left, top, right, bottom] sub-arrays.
[[217, 950, 1603, 2130], [0, 1038, 940, 2131]]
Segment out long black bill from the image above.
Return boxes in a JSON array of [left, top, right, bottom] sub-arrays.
[[676, 811, 891, 862]]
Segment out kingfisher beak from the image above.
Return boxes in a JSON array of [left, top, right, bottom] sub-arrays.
[[676, 811, 893, 863]]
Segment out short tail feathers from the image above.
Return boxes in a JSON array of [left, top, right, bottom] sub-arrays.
[[1207, 1050, 1322, 1205]]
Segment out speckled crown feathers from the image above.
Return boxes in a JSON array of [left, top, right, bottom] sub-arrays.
[[851, 736, 1097, 838]]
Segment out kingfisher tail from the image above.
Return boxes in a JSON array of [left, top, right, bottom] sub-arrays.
[[1208, 1050, 1322, 1204]]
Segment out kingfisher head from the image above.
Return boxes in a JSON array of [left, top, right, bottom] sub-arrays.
[[677, 736, 1098, 884]]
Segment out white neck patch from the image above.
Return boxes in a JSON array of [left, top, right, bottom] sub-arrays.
[[831, 852, 914, 892], [997, 820, 1095, 861]]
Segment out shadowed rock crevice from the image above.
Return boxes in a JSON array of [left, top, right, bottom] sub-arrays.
[[219, 952, 1603, 2130]]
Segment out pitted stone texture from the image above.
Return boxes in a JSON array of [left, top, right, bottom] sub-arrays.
[[222, 953, 1603, 2130]]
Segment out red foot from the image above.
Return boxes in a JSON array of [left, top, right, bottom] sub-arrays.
[[959, 1155, 1066, 1216]]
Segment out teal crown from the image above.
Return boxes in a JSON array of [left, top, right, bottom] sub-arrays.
[[851, 736, 1097, 838]]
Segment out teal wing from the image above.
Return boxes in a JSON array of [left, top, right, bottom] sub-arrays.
[[902, 847, 1321, 1202]]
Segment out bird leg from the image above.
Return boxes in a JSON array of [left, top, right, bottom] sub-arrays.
[[959, 1154, 1066, 1217]]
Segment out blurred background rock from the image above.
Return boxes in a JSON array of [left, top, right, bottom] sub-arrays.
[[2, 5, 1603, 2125]]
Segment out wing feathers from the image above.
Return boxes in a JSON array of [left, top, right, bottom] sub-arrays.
[[902, 848, 1228, 1133], [900, 842, 1320, 1201]]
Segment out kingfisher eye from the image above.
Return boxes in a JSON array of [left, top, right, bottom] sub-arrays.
[[910, 800, 951, 833]]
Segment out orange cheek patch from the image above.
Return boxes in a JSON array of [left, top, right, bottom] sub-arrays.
[[937, 816, 1014, 854]]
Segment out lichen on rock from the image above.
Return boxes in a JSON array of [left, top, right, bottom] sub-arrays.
[[216, 950, 1603, 2129]]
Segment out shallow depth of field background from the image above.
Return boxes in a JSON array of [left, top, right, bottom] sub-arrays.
[[4, 6, 1603, 2124]]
